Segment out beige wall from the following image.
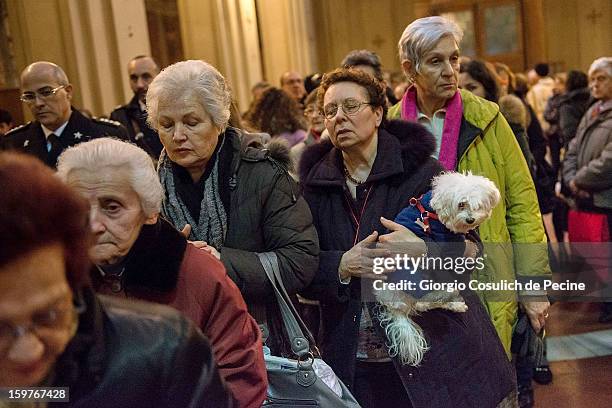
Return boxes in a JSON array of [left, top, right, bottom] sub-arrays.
[[6, 0, 150, 118], [5, 0, 610, 120], [110, 0, 152, 103], [312, 0, 611, 76], [543, 0, 611, 73], [178, 0, 321, 111], [178, 0, 264, 112], [312, 0, 416, 75], [256, 0, 318, 87]]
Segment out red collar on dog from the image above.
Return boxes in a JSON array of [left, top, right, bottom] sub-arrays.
[[409, 195, 438, 233]]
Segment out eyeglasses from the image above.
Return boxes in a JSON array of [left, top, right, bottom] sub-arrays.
[[20, 85, 66, 103], [0, 301, 77, 356], [322, 98, 372, 119]]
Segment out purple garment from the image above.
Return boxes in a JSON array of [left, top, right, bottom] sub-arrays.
[[276, 129, 307, 148], [400, 86, 463, 171]]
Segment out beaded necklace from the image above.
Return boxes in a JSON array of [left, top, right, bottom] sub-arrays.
[[343, 166, 366, 185]]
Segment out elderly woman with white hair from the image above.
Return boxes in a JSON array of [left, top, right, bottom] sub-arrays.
[[145, 60, 319, 353], [57, 138, 267, 408], [562, 56, 612, 323], [388, 16, 551, 358]]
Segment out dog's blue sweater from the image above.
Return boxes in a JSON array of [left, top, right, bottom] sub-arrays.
[[394, 190, 465, 243], [384, 191, 467, 298]]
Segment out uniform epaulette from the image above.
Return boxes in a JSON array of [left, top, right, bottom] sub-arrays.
[[4, 121, 32, 135], [93, 117, 122, 127]]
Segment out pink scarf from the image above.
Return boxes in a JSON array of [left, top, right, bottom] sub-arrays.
[[400, 86, 463, 170]]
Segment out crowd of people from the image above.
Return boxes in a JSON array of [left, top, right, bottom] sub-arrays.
[[0, 14, 610, 408]]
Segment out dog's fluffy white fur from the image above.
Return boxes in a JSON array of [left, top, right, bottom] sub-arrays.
[[430, 171, 501, 234], [376, 172, 500, 366]]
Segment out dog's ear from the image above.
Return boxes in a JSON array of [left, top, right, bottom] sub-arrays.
[[431, 174, 460, 221], [466, 176, 500, 216], [431, 172, 461, 195], [483, 178, 501, 209]]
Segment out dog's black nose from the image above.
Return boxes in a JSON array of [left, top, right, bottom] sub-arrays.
[[466, 217, 475, 224]]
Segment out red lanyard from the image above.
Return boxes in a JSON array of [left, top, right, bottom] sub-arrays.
[[345, 186, 373, 246]]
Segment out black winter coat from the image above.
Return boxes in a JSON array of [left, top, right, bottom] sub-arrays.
[[558, 87, 591, 146], [50, 289, 232, 407], [219, 130, 318, 301], [525, 102, 556, 214], [203, 129, 318, 354], [299, 120, 516, 408]]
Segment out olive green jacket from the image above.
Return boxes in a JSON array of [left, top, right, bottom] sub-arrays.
[[389, 89, 551, 355]]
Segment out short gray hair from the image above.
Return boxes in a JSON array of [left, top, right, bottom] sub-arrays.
[[56, 138, 163, 217], [398, 16, 463, 75], [146, 60, 232, 132], [588, 57, 612, 77]]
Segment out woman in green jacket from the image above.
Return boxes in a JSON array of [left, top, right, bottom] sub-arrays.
[[388, 16, 551, 356]]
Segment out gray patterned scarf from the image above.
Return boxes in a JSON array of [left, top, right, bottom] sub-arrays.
[[158, 148, 227, 250]]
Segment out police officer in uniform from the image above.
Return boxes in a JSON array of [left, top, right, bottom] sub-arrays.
[[110, 55, 163, 159], [0, 61, 128, 168]]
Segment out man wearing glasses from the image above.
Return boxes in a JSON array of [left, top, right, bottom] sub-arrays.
[[0, 61, 127, 168], [280, 71, 307, 107]]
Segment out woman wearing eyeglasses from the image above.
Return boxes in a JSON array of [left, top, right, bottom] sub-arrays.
[[299, 68, 516, 408], [290, 90, 326, 180]]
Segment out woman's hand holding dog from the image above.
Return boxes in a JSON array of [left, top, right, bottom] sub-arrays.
[[339, 219, 428, 281], [378, 217, 427, 257], [339, 231, 393, 281]]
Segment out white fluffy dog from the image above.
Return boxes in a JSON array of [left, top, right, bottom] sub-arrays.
[[375, 172, 500, 366], [429, 171, 501, 234]]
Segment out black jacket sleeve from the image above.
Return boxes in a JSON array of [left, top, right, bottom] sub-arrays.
[[166, 321, 235, 408], [221, 171, 319, 301]]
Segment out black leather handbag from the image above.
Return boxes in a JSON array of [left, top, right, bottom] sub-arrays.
[[257, 252, 361, 407]]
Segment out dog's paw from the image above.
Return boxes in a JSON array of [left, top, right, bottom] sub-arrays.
[[446, 301, 468, 313], [414, 301, 431, 313]]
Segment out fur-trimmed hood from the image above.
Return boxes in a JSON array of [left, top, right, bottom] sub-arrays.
[[299, 119, 436, 184], [265, 138, 293, 171], [499, 94, 528, 129], [233, 127, 293, 172]]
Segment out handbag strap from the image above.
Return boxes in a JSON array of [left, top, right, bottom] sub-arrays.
[[257, 252, 317, 358]]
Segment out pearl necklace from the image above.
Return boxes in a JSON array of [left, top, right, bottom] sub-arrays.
[[344, 166, 366, 185]]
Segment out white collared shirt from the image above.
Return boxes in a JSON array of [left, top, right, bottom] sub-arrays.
[[41, 121, 69, 152], [417, 108, 446, 159]]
